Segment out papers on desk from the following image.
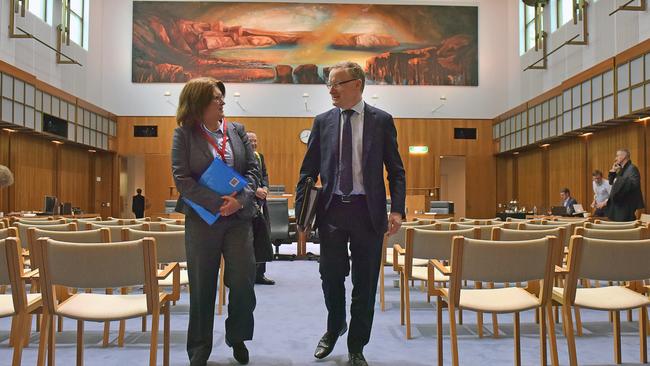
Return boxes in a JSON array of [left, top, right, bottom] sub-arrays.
[[183, 157, 247, 225]]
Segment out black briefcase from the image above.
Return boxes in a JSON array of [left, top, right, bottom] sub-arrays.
[[296, 177, 321, 233], [252, 209, 274, 263]]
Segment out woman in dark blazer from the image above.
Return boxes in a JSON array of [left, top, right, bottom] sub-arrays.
[[171, 77, 259, 366]]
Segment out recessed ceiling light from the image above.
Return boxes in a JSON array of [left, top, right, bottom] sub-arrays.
[[540, 143, 550, 148], [637, 116, 650, 122], [52, 140, 63, 145], [580, 132, 593, 137], [88, 149, 96, 153], [513, 151, 520, 155], [2, 128, 16, 133]]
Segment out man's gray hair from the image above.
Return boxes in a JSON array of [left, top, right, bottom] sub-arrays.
[[0, 165, 14, 188], [331, 61, 366, 91], [617, 148, 631, 159]]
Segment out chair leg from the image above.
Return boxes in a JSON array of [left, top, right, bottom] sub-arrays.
[[563, 305, 578, 366], [475, 282, 483, 338], [380, 264, 385, 312], [22, 314, 32, 347], [405, 274, 412, 339], [639, 306, 648, 364], [164, 303, 170, 366], [514, 312, 521, 366], [399, 272, 405, 326], [488, 282, 499, 337], [103, 289, 113, 347], [627, 308, 633, 322], [149, 307, 160, 366], [76, 320, 84, 366], [546, 304, 559, 366], [538, 308, 547, 366], [449, 305, 460, 366], [37, 314, 51, 366], [9, 315, 17, 347], [118, 287, 128, 347], [48, 313, 56, 366], [437, 296, 444, 366], [574, 305, 583, 336], [458, 308, 463, 325], [217, 259, 225, 316], [11, 313, 26, 366], [57, 315, 63, 333], [613, 310, 621, 364]]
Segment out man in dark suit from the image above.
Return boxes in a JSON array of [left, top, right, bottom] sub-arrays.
[[606, 149, 644, 221], [559, 188, 578, 215], [295, 61, 406, 366], [246, 131, 275, 285], [132, 188, 145, 218]]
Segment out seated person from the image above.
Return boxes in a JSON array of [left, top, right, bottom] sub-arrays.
[[560, 187, 578, 215]]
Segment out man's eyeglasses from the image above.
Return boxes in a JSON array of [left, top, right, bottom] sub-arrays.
[[326, 78, 358, 90]]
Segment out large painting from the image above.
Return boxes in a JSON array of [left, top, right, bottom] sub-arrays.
[[132, 2, 478, 85]]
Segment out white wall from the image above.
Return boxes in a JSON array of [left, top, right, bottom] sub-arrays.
[[506, 0, 650, 110], [98, 0, 511, 119], [0, 0, 105, 108]]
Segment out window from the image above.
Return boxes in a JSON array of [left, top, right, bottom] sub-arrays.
[[28, 0, 52, 24], [556, 0, 574, 29], [522, 4, 543, 53], [64, 0, 88, 49]]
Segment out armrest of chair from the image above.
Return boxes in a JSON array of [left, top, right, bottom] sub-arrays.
[[554, 265, 569, 275], [392, 244, 404, 272], [157, 262, 181, 301], [21, 268, 39, 280], [430, 259, 451, 276]]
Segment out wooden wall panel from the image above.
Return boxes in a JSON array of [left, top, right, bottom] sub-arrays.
[[548, 139, 586, 209], [496, 156, 514, 206], [94, 152, 116, 218], [58, 144, 92, 212], [515, 150, 543, 210], [10, 134, 56, 212], [144, 154, 175, 216], [118, 116, 497, 218], [0, 131, 9, 213]]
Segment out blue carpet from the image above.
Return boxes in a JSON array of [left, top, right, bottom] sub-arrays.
[[0, 243, 646, 365]]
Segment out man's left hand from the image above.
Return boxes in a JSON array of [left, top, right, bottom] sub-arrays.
[[387, 212, 402, 236]]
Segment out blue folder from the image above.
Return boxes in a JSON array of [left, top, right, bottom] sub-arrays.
[[183, 157, 248, 225]]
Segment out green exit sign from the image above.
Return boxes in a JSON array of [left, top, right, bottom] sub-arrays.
[[409, 146, 428, 154]]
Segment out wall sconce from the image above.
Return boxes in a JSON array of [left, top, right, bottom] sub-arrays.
[[540, 143, 550, 148], [371, 94, 379, 106], [409, 146, 429, 154], [432, 95, 446, 114], [234, 92, 246, 111], [302, 93, 310, 111], [579, 132, 593, 137]]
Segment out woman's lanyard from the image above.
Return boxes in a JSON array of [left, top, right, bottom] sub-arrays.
[[199, 118, 228, 161]]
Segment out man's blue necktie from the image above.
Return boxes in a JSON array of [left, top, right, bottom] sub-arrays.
[[340, 109, 354, 195]]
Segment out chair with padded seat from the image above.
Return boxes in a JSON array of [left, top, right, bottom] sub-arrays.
[[33, 237, 179, 366]]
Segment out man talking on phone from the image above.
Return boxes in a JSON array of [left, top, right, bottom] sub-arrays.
[[605, 149, 644, 221]]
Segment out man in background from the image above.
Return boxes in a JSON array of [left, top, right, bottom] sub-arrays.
[[591, 170, 610, 217], [132, 188, 145, 218], [606, 149, 644, 221], [247, 131, 275, 285], [560, 188, 578, 215]]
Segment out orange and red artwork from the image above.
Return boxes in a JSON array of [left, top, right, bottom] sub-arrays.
[[132, 2, 478, 85]]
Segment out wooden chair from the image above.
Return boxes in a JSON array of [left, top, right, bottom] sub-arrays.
[[16, 218, 64, 226], [0, 237, 41, 366], [593, 219, 639, 225], [455, 223, 505, 240], [396, 227, 479, 339], [434, 236, 559, 366], [161, 223, 185, 232], [584, 222, 644, 230], [63, 217, 102, 223], [33, 237, 179, 366], [86, 222, 150, 238], [640, 213, 650, 224], [157, 217, 184, 224], [379, 222, 423, 311], [28, 228, 114, 346], [519, 222, 573, 247], [553, 236, 650, 365], [490, 226, 567, 337], [145, 222, 167, 232], [575, 226, 650, 240], [0, 227, 18, 240]]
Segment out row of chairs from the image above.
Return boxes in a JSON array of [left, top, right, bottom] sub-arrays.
[[382, 216, 650, 365]]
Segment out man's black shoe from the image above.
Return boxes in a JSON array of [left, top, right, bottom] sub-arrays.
[[232, 342, 249, 365], [313, 323, 348, 359], [255, 276, 276, 285], [349, 352, 368, 366]]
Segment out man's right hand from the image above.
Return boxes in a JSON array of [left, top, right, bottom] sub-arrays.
[[255, 187, 268, 200]]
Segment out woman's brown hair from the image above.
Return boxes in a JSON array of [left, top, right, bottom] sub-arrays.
[[176, 77, 226, 127]]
